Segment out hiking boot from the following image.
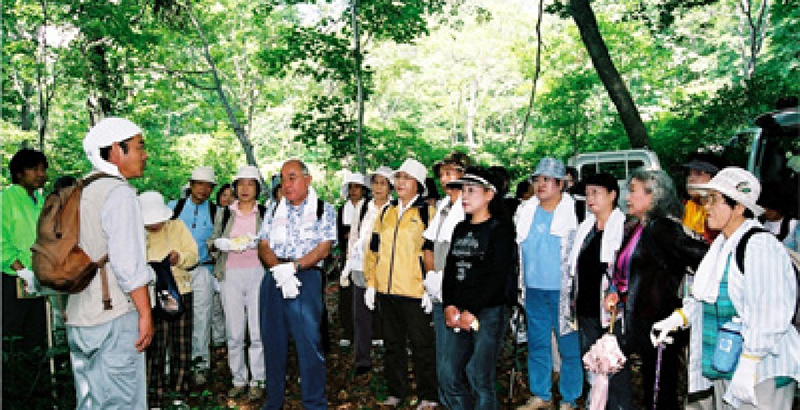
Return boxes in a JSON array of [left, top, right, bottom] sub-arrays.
[[416, 400, 437, 409], [248, 385, 265, 400], [381, 396, 401, 406], [193, 371, 207, 385], [228, 385, 247, 398], [517, 396, 553, 410]]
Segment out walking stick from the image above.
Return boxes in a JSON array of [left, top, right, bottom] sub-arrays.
[[508, 303, 525, 400], [652, 342, 665, 410]]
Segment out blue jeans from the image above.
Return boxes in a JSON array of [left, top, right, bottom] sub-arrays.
[[525, 288, 582, 405], [432, 302, 447, 402], [439, 305, 507, 410], [260, 269, 327, 410]]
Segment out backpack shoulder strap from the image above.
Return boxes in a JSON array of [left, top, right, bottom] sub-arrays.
[[317, 198, 325, 220], [735, 227, 769, 273], [258, 204, 267, 219], [221, 207, 232, 230], [172, 198, 187, 220], [209, 202, 217, 222], [778, 218, 791, 241], [358, 200, 369, 224]]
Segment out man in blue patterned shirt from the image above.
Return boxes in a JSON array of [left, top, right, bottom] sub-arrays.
[[258, 159, 336, 410]]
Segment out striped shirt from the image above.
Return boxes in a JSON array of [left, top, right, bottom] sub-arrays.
[[684, 219, 800, 390]]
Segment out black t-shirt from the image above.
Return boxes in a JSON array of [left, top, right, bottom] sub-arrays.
[[442, 217, 516, 314], [576, 229, 605, 318]]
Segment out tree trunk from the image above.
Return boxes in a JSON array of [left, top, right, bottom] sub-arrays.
[[516, 0, 544, 156], [570, 0, 651, 149], [351, 0, 366, 174], [185, 6, 258, 167]]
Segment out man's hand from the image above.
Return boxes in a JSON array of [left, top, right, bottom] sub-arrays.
[[458, 310, 477, 331], [135, 313, 154, 352], [168, 251, 180, 266], [272, 262, 297, 288]]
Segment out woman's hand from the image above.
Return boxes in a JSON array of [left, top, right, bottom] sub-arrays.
[[458, 310, 476, 331], [604, 292, 619, 312], [444, 305, 461, 328]]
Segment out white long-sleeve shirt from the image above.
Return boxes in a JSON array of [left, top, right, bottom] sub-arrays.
[[683, 220, 800, 397]]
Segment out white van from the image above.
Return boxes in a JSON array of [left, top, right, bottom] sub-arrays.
[[568, 149, 661, 212]]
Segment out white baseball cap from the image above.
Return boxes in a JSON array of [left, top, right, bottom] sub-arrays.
[[689, 167, 764, 216], [138, 191, 173, 226]]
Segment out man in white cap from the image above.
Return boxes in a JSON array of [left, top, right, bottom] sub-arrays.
[[168, 165, 218, 384], [258, 159, 336, 409], [66, 117, 153, 408], [515, 157, 582, 410], [336, 171, 369, 348]]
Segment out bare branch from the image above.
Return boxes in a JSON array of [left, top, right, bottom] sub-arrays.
[[516, 0, 545, 156]]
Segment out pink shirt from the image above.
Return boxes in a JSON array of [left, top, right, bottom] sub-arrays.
[[226, 201, 262, 270]]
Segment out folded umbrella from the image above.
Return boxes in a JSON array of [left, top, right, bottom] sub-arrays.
[[582, 307, 626, 410]]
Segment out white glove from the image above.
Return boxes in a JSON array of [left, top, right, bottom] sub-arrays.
[[650, 310, 685, 347], [17, 268, 39, 294], [280, 276, 302, 299], [272, 262, 297, 288], [213, 238, 232, 252], [364, 287, 376, 310], [423, 270, 443, 302], [339, 263, 351, 288], [728, 355, 759, 406], [420, 292, 433, 314], [246, 233, 260, 250]]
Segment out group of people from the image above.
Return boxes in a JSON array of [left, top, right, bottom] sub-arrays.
[[2, 116, 799, 410]]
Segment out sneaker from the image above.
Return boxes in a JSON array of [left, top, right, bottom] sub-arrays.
[[517, 396, 552, 410], [338, 339, 352, 347], [558, 403, 576, 410], [248, 385, 265, 400], [228, 385, 247, 398], [372, 339, 384, 347], [381, 396, 401, 406], [193, 371, 207, 385], [416, 400, 437, 409]]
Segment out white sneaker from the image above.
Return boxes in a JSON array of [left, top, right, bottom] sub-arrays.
[[372, 339, 384, 347], [381, 396, 401, 406], [338, 339, 352, 347], [416, 400, 437, 409]]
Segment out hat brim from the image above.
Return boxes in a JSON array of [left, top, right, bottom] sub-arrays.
[[393, 170, 428, 197], [688, 182, 764, 216], [681, 161, 719, 175], [143, 207, 173, 226], [446, 175, 497, 192]]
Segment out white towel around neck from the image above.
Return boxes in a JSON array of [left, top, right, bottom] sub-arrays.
[[568, 208, 626, 277], [269, 186, 320, 248], [692, 219, 758, 303], [342, 198, 365, 226], [515, 194, 577, 243], [424, 196, 465, 243]]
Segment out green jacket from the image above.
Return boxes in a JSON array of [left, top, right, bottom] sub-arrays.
[[1, 185, 44, 276]]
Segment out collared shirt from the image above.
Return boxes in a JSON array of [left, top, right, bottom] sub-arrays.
[[226, 201, 261, 269], [1, 185, 44, 275], [397, 194, 420, 219], [104, 185, 153, 293], [259, 196, 336, 263], [169, 198, 214, 264]]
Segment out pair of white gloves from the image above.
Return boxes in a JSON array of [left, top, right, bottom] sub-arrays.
[[651, 310, 760, 406], [213, 233, 259, 253], [361, 270, 443, 314], [272, 262, 301, 299]]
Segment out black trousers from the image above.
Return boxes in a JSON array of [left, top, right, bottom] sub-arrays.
[[379, 293, 437, 401], [337, 284, 354, 342]]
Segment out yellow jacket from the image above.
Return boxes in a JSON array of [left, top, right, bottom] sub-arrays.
[[145, 219, 199, 294], [363, 198, 434, 299]]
